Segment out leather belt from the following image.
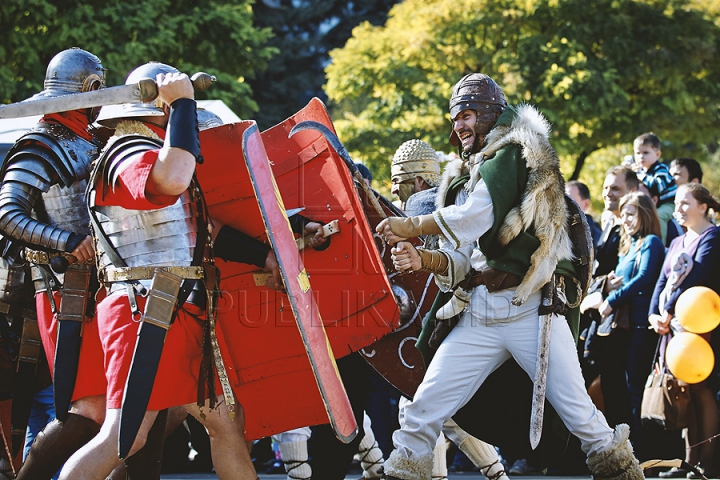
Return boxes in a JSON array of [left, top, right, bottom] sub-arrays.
[[24, 248, 94, 266], [463, 267, 523, 293], [101, 266, 205, 283]]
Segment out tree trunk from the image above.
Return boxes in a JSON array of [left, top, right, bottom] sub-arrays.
[[569, 150, 590, 181]]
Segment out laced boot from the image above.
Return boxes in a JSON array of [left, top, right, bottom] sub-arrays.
[[15, 413, 100, 480], [457, 437, 508, 480], [356, 428, 384, 479], [278, 440, 311, 480], [431, 433, 448, 480]]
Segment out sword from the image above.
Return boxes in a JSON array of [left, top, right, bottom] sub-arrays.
[[529, 280, 555, 450], [53, 321, 83, 422], [0, 72, 216, 119]]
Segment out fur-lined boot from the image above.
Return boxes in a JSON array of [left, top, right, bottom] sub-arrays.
[[382, 449, 433, 480], [586, 424, 644, 480]]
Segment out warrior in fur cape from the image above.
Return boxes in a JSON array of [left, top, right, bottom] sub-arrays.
[[435, 102, 572, 307], [376, 73, 644, 480]]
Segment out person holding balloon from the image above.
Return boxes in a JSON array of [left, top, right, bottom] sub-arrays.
[[649, 183, 720, 478], [596, 192, 665, 452]]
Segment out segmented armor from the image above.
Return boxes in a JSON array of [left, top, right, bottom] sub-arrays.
[[0, 122, 101, 292], [89, 135, 205, 291]]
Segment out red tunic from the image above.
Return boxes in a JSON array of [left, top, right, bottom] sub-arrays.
[[36, 291, 107, 401], [94, 144, 207, 410]]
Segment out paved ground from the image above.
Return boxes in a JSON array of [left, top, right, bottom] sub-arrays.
[[159, 475, 589, 480]]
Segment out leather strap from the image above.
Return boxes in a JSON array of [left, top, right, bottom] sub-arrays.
[[463, 267, 523, 292]]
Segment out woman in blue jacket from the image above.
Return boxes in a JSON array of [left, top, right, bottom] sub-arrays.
[[598, 192, 665, 453]]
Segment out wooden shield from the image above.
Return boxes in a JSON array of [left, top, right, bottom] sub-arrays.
[[261, 98, 437, 398], [196, 112, 399, 439]]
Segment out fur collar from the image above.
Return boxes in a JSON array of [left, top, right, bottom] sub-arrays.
[[110, 120, 161, 142]]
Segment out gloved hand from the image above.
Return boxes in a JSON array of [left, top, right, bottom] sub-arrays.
[[376, 214, 441, 244]]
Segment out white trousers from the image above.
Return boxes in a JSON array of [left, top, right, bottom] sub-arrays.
[[394, 287, 613, 459]]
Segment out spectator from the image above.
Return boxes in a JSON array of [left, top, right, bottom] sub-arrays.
[[669, 158, 703, 186], [596, 166, 639, 277], [596, 192, 664, 453], [566, 180, 602, 247], [637, 182, 683, 247], [651, 183, 720, 478], [633, 133, 677, 244]]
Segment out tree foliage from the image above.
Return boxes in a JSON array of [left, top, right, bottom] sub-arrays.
[[325, 0, 720, 187], [249, 0, 396, 130], [0, 0, 275, 118]]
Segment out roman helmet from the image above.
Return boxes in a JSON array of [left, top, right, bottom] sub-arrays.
[[29, 47, 106, 121], [97, 61, 180, 127]]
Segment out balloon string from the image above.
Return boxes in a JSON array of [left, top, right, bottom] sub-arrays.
[[688, 432, 720, 450]]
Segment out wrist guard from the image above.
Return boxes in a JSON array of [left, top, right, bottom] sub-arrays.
[[65, 232, 85, 253], [214, 225, 270, 268], [388, 214, 441, 238], [416, 247, 449, 275], [167, 98, 202, 163]]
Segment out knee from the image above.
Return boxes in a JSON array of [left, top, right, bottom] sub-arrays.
[[70, 395, 106, 425]]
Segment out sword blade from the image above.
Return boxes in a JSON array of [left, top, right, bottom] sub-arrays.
[[0, 83, 146, 119], [529, 313, 552, 450], [53, 321, 83, 422], [118, 322, 166, 459]]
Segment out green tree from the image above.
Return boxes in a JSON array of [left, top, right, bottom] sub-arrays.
[[325, 0, 720, 188], [0, 0, 275, 118]]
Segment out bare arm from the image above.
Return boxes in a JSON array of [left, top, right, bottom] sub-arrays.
[[149, 72, 197, 196]]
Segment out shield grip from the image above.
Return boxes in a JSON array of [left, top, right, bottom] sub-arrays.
[[141, 269, 183, 330]]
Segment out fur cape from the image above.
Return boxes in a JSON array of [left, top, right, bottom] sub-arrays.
[[436, 104, 573, 305]]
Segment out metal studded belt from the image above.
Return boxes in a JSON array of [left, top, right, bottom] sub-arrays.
[[101, 266, 205, 283]]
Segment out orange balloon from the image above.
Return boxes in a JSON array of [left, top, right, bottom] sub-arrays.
[[666, 332, 715, 384], [675, 286, 720, 334]]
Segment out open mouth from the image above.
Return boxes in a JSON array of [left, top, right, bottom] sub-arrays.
[[458, 129, 474, 149]]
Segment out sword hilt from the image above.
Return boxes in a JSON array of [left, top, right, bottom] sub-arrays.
[[137, 72, 217, 103]]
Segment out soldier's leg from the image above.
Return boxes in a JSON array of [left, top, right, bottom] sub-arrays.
[[185, 396, 257, 480], [431, 433, 448, 480], [442, 419, 508, 480], [274, 427, 312, 480], [106, 409, 169, 480], [385, 327, 509, 478], [511, 312, 643, 479], [57, 408, 158, 480], [16, 394, 105, 480], [355, 413, 383, 479]]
